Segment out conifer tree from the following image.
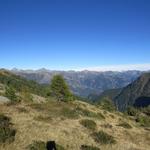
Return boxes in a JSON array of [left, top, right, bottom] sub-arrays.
[[50, 75, 73, 102]]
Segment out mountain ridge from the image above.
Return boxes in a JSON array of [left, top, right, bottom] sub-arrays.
[[114, 73, 150, 111], [10, 68, 144, 97]]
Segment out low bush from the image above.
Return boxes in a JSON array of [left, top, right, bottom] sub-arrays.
[[0, 114, 16, 144], [97, 112, 105, 120], [81, 145, 100, 150], [126, 107, 139, 116], [142, 106, 150, 116], [136, 115, 150, 127], [34, 115, 52, 123], [17, 107, 28, 113], [92, 131, 116, 145], [5, 86, 19, 103], [109, 114, 115, 119], [80, 119, 97, 131], [61, 107, 79, 119], [0, 114, 10, 127], [101, 124, 113, 129], [75, 107, 105, 120], [98, 98, 116, 112]]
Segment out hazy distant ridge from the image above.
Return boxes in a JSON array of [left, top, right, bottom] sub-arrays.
[[11, 69, 143, 97]]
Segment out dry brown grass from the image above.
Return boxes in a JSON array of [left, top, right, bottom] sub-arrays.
[[0, 100, 149, 150]]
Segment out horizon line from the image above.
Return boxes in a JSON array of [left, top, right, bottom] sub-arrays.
[[1, 63, 150, 72]]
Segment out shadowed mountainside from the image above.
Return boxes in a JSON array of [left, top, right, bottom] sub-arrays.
[[114, 73, 150, 111]]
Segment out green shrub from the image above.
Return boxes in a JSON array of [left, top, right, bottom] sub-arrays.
[[81, 145, 100, 150], [126, 107, 139, 116], [34, 115, 52, 123], [101, 124, 113, 129], [17, 107, 28, 113], [92, 131, 116, 144], [5, 86, 18, 102], [0, 114, 16, 144], [136, 115, 150, 127], [61, 107, 79, 119], [0, 114, 10, 127], [117, 122, 132, 129], [0, 127, 16, 144], [80, 109, 97, 118], [99, 97, 116, 112], [80, 119, 97, 131], [141, 106, 150, 116], [97, 112, 105, 120], [109, 114, 115, 119], [75, 107, 105, 120]]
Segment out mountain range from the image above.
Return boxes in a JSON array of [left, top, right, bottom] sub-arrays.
[[4, 68, 150, 111], [11, 68, 143, 97]]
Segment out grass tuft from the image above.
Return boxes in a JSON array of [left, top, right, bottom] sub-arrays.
[[80, 119, 97, 131], [136, 115, 150, 127], [61, 107, 79, 119], [34, 115, 52, 123], [92, 131, 116, 145], [75, 107, 105, 120], [117, 122, 132, 129]]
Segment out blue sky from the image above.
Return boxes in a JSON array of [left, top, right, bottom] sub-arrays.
[[0, 0, 150, 70]]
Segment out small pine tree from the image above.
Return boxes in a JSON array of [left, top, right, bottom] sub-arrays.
[[50, 75, 73, 102]]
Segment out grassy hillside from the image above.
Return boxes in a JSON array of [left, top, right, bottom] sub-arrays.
[[0, 69, 48, 97], [0, 99, 150, 150]]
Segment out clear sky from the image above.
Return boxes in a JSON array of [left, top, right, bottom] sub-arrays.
[[0, 0, 150, 71]]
